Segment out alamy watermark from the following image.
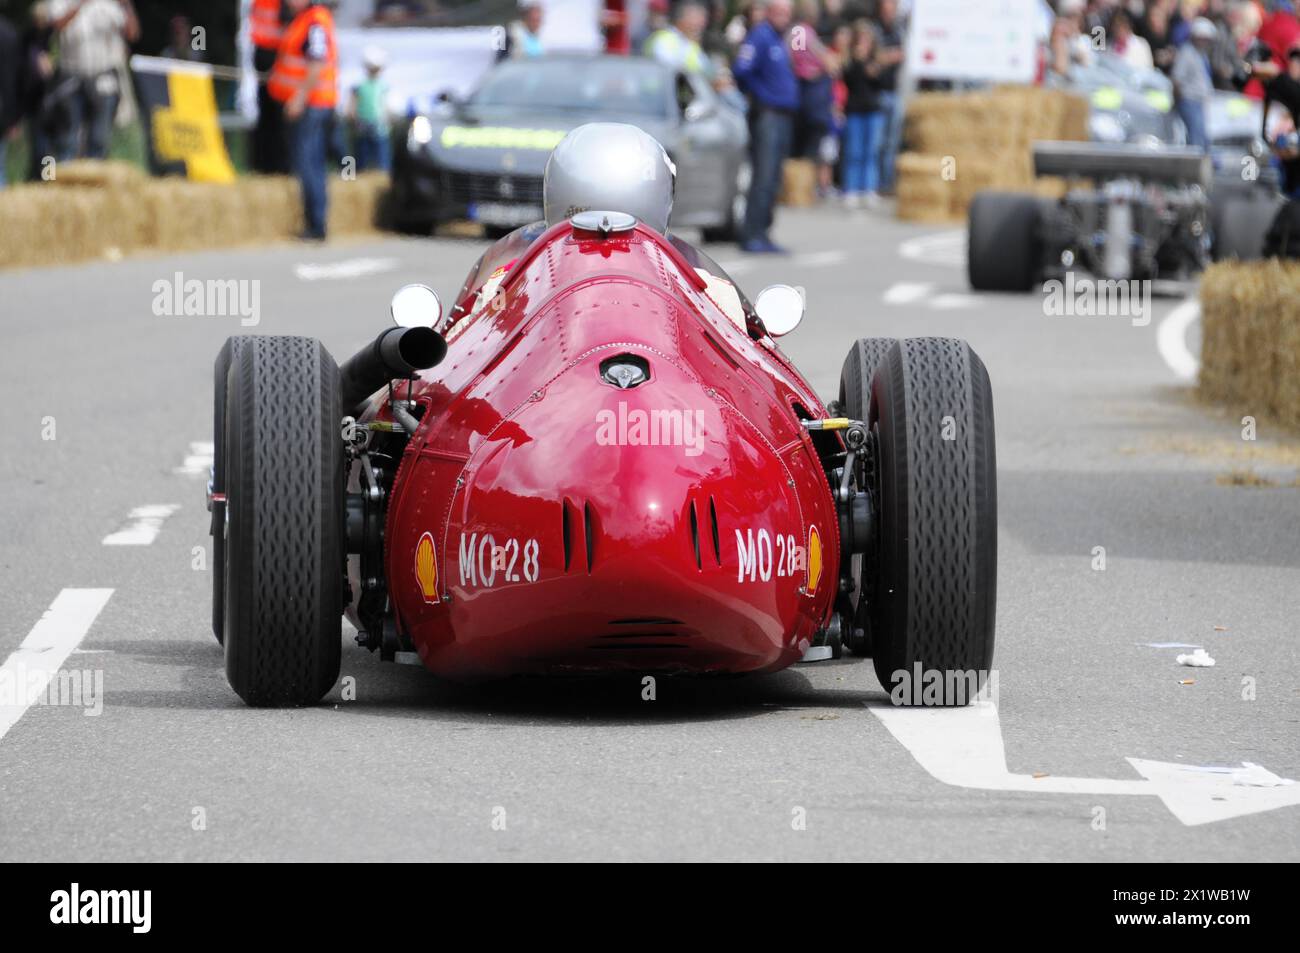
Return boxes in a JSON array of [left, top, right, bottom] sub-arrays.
[[1043, 273, 1150, 327], [152, 272, 260, 326], [595, 401, 706, 457], [0, 665, 103, 716], [889, 663, 998, 707]]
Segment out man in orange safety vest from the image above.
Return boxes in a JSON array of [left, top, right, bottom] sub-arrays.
[[268, 0, 338, 240], [249, 0, 289, 173]]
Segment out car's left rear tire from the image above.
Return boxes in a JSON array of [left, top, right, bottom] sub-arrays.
[[968, 191, 1041, 291], [1212, 191, 1283, 262], [867, 338, 997, 706], [222, 337, 345, 707]]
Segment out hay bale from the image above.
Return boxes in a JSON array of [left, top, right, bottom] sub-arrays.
[[778, 158, 817, 207], [1, 168, 391, 270], [1199, 260, 1300, 431], [328, 172, 387, 235], [0, 184, 153, 267], [49, 159, 146, 190], [895, 153, 960, 222], [225, 175, 301, 241], [899, 87, 1089, 220]]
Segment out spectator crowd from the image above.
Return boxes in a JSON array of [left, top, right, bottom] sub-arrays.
[[4, 0, 1300, 243], [633, 0, 1300, 248]]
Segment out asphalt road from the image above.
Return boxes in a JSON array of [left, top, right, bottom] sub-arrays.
[[1, 205, 1297, 861]]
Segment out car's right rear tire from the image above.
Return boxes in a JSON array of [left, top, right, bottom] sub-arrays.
[[867, 338, 997, 706], [968, 191, 1041, 292], [222, 337, 344, 707]]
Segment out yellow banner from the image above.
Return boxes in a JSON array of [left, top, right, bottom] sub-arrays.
[[151, 70, 236, 184]]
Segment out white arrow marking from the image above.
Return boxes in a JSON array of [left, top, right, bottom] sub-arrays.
[[102, 504, 181, 546], [869, 700, 1300, 826], [294, 257, 399, 282], [174, 441, 213, 477], [883, 282, 935, 305], [1156, 298, 1200, 381], [0, 589, 113, 744]]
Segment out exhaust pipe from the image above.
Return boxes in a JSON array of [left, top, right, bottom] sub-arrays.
[[340, 326, 446, 416]]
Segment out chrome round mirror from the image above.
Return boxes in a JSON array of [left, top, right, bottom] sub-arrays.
[[390, 283, 442, 329], [754, 284, 804, 337]]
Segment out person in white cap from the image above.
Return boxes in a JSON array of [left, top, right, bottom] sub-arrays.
[[499, 0, 545, 60], [349, 44, 390, 172], [1172, 17, 1219, 149]]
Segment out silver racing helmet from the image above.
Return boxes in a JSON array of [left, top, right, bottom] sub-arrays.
[[543, 123, 677, 233]]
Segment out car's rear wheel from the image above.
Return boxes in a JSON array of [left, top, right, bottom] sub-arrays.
[[867, 338, 997, 706], [211, 335, 256, 644], [222, 337, 345, 706], [838, 337, 898, 657], [1212, 191, 1282, 261], [968, 191, 1041, 291]]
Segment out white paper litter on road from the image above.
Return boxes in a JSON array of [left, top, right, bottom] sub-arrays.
[[1176, 648, 1216, 667]]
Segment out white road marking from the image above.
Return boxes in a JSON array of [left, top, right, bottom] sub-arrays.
[[899, 229, 966, 268], [883, 282, 935, 304], [869, 700, 1300, 826], [929, 293, 979, 310], [0, 589, 113, 744], [791, 250, 847, 268], [174, 441, 214, 477], [881, 283, 977, 310], [717, 249, 846, 276], [102, 504, 181, 546], [294, 257, 400, 282], [715, 259, 756, 276], [1156, 298, 1200, 381]]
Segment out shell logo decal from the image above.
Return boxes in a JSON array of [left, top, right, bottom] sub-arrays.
[[415, 532, 439, 604], [807, 526, 823, 594]]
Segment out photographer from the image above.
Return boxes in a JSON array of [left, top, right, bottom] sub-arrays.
[[1242, 45, 1300, 199]]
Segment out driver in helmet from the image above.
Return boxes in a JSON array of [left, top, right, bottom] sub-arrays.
[[452, 123, 745, 329]]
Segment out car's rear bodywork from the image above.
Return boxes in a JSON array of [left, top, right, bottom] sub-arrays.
[[352, 220, 838, 678]]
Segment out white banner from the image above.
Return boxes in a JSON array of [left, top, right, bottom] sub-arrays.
[[336, 27, 501, 117], [905, 0, 1042, 84]]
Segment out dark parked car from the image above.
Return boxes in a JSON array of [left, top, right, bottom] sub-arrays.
[[389, 55, 750, 240]]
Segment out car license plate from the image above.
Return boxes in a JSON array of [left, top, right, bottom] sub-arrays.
[[469, 203, 541, 227]]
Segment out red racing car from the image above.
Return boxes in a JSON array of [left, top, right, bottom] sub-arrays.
[[209, 213, 997, 707]]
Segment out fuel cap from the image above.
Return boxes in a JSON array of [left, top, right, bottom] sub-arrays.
[[600, 354, 649, 389], [571, 210, 638, 236]]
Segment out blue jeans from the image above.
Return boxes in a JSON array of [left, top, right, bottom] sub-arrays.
[[353, 123, 390, 173], [1176, 98, 1208, 150], [743, 106, 794, 244], [843, 110, 885, 194], [60, 73, 120, 160], [291, 106, 331, 238], [876, 90, 904, 192]]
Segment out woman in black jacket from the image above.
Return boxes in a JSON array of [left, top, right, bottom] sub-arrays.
[[839, 20, 882, 208]]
